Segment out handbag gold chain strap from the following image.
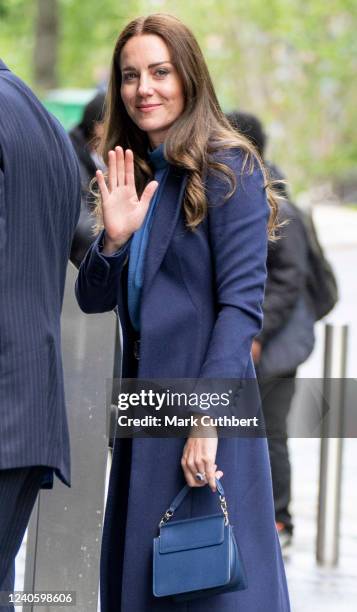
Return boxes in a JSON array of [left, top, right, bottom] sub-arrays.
[[159, 492, 230, 528]]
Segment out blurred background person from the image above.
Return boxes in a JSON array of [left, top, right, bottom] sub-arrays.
[[69, 92, 106, 268], [228, 111, 316, 548]]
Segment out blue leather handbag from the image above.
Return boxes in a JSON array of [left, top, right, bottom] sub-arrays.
[[153, 479, 247, 601]]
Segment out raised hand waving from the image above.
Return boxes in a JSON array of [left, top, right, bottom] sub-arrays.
[[96, 146, 158, 255]]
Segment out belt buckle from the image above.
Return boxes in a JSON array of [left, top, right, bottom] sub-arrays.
[[133, 339, 141, 360]]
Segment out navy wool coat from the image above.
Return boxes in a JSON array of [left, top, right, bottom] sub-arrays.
[[0, 61, 81, 485], [76, 151, 290, 611]]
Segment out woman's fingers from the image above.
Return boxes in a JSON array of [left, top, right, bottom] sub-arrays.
[[108, 150, 117, 192], [181, 435, 220, 490], [116, 146, 125, 186], [109, 147, 136, 191], [124, 148, 135, 188], [183, 467, 198, 488], [181, 454, 204, 488], [205, 461, 218, 492], [181, 448, 223, 490], [195, 458, 206, 482], [141, 180, 159, 210], [96, 170, 109, 203], [181, 459, 223, 490], [181, 445, 221, 490]]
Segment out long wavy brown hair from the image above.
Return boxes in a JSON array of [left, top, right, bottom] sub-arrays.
[[94, 13, 279, 235]]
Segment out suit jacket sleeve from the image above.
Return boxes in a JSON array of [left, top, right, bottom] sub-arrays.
[[75, 230, 130, 313], [199, 150, 269, 379], [70, 198, 96, 269]]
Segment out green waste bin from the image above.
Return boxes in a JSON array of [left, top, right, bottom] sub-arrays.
[[42, 88, 97, 130]]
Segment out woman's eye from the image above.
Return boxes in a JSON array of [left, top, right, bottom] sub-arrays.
[[123, 72, 137, 81], [155, 69, 169, 77]]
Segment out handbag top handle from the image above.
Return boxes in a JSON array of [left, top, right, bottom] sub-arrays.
[[158, 478, 230, 529]]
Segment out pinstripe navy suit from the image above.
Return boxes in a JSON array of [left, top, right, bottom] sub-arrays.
[[0, 60, 80, 600]]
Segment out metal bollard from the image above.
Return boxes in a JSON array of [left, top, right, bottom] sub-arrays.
[[316, 323, 348, 566]]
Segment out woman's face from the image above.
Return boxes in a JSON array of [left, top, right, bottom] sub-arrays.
[[120, 34, 185, 148]]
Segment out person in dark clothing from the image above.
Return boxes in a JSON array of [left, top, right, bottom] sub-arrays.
[[227, 111, 315, 547], [0, 60, 80, 606], [76, 16, 290, 611], [69, 92, 106, 267]]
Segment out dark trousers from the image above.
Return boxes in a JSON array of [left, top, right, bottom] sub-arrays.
[[259, 373, 296, 534], [0, 467, 45, 611]]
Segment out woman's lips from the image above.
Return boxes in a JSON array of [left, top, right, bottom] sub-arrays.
[[137, 104, 162, 112]]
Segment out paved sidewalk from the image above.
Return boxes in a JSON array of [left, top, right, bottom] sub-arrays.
[[284, 438, 357, 612]]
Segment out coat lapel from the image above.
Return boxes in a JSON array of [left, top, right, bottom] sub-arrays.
[[143, 165, 187, 295]]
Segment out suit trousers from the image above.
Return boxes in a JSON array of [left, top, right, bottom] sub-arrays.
[[0, 467, 46, 611], [259, 373, 297, 533]]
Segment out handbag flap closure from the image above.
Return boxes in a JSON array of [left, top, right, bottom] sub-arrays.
[[159, 514, 225, 554]]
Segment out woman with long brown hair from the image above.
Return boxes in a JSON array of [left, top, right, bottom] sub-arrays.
[[76, 13, 290, 612]]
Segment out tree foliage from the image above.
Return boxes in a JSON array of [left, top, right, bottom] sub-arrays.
[[0, 0, 356, 192]]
